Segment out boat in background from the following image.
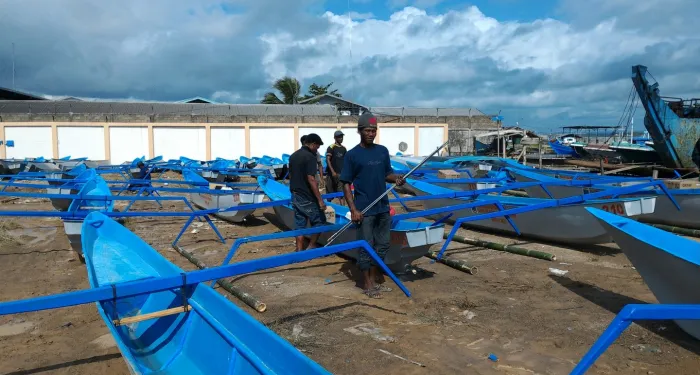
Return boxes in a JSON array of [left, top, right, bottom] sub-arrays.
[[508, 168, 699, 229], [63, 173, 115, 258], [183, 169, 265, 223], [404, 178, 656, 245], [632, 64, 700, 169], [81, 211, 332, 374]]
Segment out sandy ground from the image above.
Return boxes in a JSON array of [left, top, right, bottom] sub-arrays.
[[0, 180, 699, 375]]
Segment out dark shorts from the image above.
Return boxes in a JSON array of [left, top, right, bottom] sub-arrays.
[[292, 193, 326, 230], [325, 175, 343, 194], [356, 211, 391, 271]]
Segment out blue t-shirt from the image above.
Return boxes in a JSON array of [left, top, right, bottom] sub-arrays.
[[339, 144, 393, 216]]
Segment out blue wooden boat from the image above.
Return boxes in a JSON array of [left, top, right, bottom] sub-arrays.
[[63, 173, 115, 258], [586, 207, 700, 340], [47, 168, 97, 211], [548, 139, 576, 156], [632, 65, 700, 169], [81, 211, 332, 374], [571, 208, 700, 373], [404, 179, 656, 245], [183, 169, 265, 223], [509, 168, 699, 229], [257, 176, 445, 275]]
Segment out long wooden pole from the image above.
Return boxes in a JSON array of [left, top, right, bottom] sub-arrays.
[[173, 245, 267, 313]]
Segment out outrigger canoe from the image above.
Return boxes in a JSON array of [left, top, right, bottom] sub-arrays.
[[63, 174, 114, 257], [586, 207, 700, 340], [257, 176, 445, 275], [81, 211, 332, 374], [404, 179, 656, 245], [509, 168, 699, 229], [47, 168, 97, 211], [183, 169, 265, 223]]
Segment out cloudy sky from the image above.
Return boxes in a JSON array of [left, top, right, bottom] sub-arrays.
[[0, 0, 698, 132]]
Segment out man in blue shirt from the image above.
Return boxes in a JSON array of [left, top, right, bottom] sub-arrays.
[[340, 112, 405, 298]]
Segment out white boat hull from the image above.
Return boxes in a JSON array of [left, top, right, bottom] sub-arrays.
[[190, 188, 265, 223]]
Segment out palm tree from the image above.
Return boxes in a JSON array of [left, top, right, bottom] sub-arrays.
[[260, 76, 303, 104], [260, 77, 343, 104]]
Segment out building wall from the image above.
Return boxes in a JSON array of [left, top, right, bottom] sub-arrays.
[[0, 122, 448, 163]]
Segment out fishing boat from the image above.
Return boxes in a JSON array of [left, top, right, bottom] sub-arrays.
[[632, 65, 700, 169], [47, 168, 97, 211], [404, 179, 656, 245], [508, 168, 699, 229], [257, 176, 445, 275], [81, 211, 332, 374], [183, 169, 265, 223], [548, 139, 577, 157], [63, 174, 114, 258], [586, 207, 700, 340], [253, 155, 287, 180], [0, 159, 26, 177], [608, 140, 661, 164]]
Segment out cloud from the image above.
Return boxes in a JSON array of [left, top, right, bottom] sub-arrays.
[[0, 0, 698, 130], [260, 2, 700, 129]]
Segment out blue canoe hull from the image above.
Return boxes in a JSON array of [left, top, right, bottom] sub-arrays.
[[82, 212, 331, 375], [587, 208, 700, 340]]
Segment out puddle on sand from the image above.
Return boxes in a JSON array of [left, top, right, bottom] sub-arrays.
[[0, 320, 35, 337]]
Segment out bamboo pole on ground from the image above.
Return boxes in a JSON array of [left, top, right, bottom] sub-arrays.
[[425, 251, 478, 275], [649, 224, 700, 238], [444, 234, 556, 261], [502, 189, 528, 197], [173, 245, 267, 313]]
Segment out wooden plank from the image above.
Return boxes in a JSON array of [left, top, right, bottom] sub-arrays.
[[113, 305, 191, 326], [602, 165, 640, 175]]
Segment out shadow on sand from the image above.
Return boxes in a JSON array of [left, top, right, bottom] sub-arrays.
[[551, 275, 700, 356]]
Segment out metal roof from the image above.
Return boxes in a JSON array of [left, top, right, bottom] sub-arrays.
[[0, 87, 47, 101], [298, 94, 367, 108], [0, 100, 483, 118], [369, 107, 486, 117], [0, 101, 340, 116]]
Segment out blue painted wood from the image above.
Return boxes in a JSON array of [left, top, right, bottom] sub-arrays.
[[0, 213, 410, 316]]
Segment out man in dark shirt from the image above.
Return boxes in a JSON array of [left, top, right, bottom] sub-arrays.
[[289, 133, 327, 251], [340, 112, 405, 298], [300, 135, 324, 188], [325, 130, 347, 204]]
